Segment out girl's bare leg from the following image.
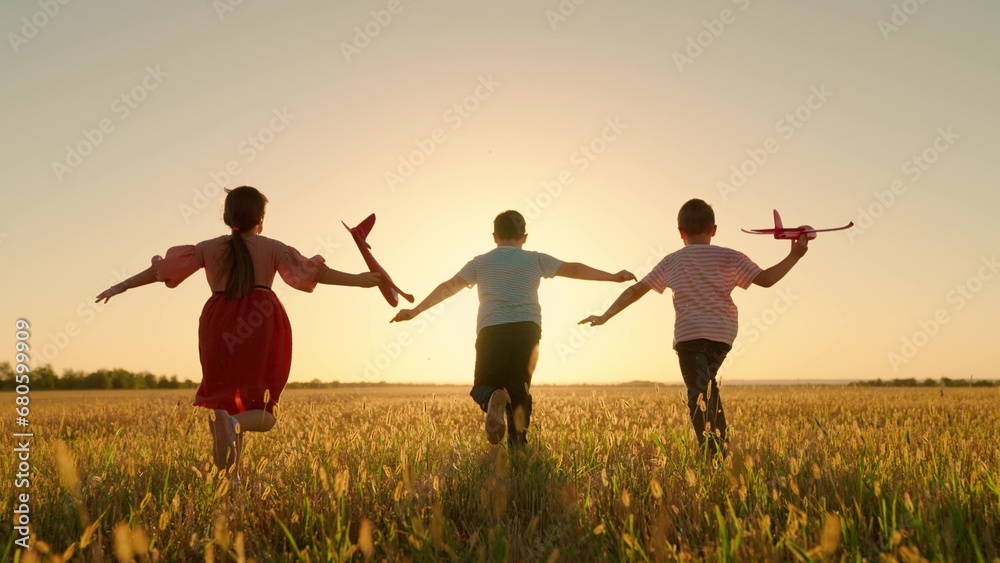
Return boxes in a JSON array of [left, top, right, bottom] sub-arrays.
[[209, 409, 240, 473], [233, 410, 276, 432], [203, 410, 273, 487], [208, 417, 224, 469]]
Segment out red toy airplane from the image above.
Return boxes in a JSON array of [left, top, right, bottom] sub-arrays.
[[342, 214, 415, 307], [742, 210, 854, 240]]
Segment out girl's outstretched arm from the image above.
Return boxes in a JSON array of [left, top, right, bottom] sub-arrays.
[[579, 281, 650, 326], [95, 266, 158, 303], [391, 275, 467, 323], [318, 267, 382, 288]]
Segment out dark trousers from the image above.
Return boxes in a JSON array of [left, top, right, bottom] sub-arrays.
[[676, 338, 732, 455], [470, 321, 541, 445]]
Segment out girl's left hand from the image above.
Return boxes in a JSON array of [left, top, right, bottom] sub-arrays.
[[357, 272, 384, 288], [95, 284, 125, 304]]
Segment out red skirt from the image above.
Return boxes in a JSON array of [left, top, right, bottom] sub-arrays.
[[194, 289, 292, 414]]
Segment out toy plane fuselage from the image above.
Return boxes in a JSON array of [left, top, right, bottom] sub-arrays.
[[343, 214, 414, 308], [741, 210, 854, 240]]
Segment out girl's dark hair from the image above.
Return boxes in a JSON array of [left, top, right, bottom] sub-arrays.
[[494, 210, 527, 240], [222, 186, 268, 300]]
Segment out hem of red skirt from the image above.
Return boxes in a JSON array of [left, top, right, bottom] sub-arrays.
[[194, 399, 276, 415]]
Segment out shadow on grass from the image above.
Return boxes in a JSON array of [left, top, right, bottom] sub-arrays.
[[432, 441, 590, 562]]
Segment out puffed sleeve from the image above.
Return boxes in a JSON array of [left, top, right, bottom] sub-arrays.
[[151, 244, 205, 288], [277, 244, 327, 292]]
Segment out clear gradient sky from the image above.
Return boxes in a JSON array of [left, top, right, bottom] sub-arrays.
[[1, 1, 998, 385]]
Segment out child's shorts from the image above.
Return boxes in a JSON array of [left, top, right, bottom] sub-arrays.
[[470, 321, 541, 410]]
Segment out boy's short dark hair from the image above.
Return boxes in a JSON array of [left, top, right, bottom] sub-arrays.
[[677, 199, 715, 236], [494, 210, 527, 240]]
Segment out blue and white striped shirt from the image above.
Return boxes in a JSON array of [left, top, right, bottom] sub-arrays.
[[456, 247, 564, 333]]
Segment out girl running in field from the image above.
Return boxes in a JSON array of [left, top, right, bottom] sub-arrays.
[[95, 186, 382, 482]]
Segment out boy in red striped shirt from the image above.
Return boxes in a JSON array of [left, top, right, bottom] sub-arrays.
[[580, 199, 808, 456]]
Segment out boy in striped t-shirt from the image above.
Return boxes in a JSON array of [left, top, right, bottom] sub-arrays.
[[392, 210, 635, 446], [580, 199, 809, 456]]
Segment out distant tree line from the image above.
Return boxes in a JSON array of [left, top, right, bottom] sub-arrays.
[[284, 380, 393, 389], [850, 377, 997, 388], [285, 379, 343, 389], [0, 362, 197, 391]]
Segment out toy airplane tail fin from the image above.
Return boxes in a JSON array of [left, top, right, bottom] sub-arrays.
[[772, 209, 783, 230], [343, 214, 377, 249], [352, 214, 377, 240]]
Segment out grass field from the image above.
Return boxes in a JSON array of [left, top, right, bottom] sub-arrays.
[[3, 385, 999, 562]]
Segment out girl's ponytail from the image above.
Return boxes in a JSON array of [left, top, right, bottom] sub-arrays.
[[222, 186, 269, 300], [225, 230, 255, 300]]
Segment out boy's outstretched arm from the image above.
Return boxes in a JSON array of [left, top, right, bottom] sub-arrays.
[[391, 275, 468, 323], [95, 266, 158, 303], [752, 235, 809, 288], [579, 281, 651, 326], [556, 262, 636, 283]]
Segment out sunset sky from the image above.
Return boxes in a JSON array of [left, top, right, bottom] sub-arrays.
[[2, 1, 998, 385]]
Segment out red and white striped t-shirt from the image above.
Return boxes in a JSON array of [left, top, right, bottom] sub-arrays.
[[641, 244, 762, 348]]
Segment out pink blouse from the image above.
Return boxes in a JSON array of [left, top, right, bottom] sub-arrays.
[[150, 234, 326, 293]]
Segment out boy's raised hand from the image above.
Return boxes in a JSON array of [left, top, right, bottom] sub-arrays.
[[614, 270, 637, 283], [792, 234, 809, 258]]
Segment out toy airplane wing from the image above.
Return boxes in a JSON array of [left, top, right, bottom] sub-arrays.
[[342, 214, 415, 307], [798, 222, 855, 234], [742, 209, 853, 238]]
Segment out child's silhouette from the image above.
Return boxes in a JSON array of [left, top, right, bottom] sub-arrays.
[[96, 186, 382, 482], [391, 210, 635, 446], [580, 199, 808, 456]]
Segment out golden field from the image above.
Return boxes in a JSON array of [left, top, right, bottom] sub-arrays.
[[3, 385, 999, 562]]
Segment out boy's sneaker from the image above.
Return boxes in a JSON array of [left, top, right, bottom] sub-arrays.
[[485, 389, 510, 445]]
